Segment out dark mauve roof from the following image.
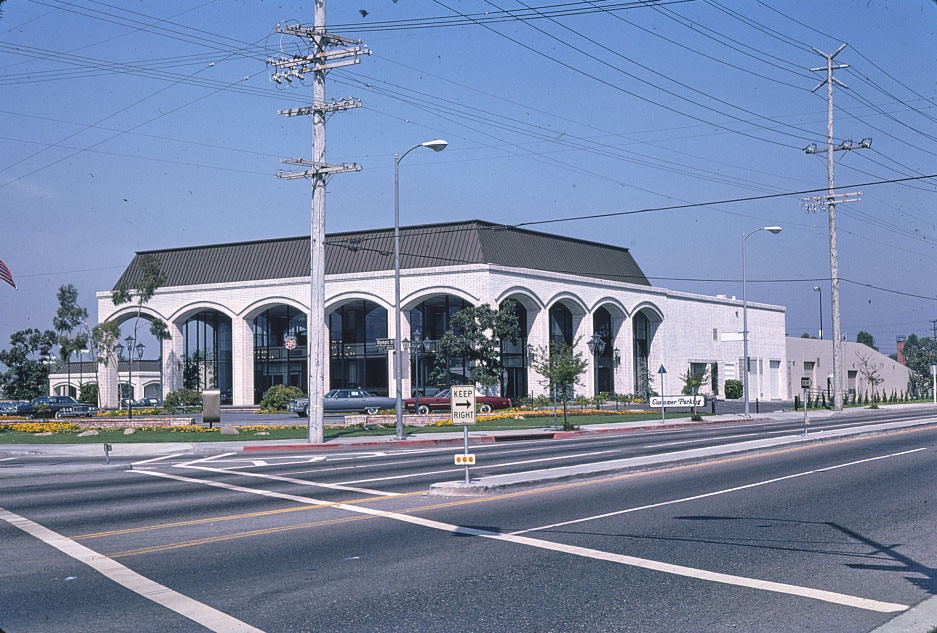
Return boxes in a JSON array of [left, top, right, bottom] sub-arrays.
[[114, 220, 650, 289]]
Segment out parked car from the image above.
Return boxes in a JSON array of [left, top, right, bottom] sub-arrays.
[[288, 389, 396, 416], [0, 401, 26, 414], [403, 388, 511, 415], [14, 396, 97, 418]]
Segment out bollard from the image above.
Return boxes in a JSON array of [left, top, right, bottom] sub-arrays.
[[104, 443, 111, 465], [755, 398, 759, 414], [711, 397, 716, 414]]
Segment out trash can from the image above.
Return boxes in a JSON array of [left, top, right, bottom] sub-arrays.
[[203, 389, 221, 427]]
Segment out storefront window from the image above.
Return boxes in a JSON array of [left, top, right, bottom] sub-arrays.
[[183, 310, 232, 404], [253, 305, 306, 404], [328, 300, 388, 395]]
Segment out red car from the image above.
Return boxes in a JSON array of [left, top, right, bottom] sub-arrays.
[[404, 388, 511, 415]]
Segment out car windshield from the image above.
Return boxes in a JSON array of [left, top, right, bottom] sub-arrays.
[[435, 389, 450, 399]]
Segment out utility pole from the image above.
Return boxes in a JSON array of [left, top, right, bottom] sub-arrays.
[[801, 43, 870, 412], [268, 1, 368, 443], [931, 319, 937, 341]]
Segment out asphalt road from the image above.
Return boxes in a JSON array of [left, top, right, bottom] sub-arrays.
[[2, 411, 936, 632]]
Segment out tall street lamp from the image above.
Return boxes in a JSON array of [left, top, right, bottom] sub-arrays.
[[394, 139, 448, 440], [812, 285, 823, 340], [742, 226, 782, 419], [116, 337, 145, 420]]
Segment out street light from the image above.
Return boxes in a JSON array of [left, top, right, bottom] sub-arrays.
[[117, 336, 145, 420], [742, 226, 782, 419], [812, 285, 823, 340], [394, 139, 448, 440]]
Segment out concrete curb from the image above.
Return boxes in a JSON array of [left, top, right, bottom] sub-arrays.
[[429, 418, 937, 496], [0, 463, 130, 479], [870, 594, 937, 632]]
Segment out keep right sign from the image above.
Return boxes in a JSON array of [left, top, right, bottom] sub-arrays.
[[450, 384, 476, 425]]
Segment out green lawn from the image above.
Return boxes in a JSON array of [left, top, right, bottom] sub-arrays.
[[0, 410, 702, 444]]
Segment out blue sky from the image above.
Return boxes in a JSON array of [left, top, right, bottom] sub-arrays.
[[1, 0, 936, 361]]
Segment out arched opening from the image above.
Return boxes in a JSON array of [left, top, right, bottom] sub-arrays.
[[328, 300, 389, 396], [593, 307, 614, 394], [500, 300, 528, 400], [549, 303, 574, 346], [182, 310, 233, 404], [253, 305, 306, 404], [632, 308, 662, 397], [408, 294, 471, 396]]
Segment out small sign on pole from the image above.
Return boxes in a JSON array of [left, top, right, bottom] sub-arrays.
[[455, 454, 475, 465], [450, 385, 476, 425], [657, 365, 666, 424]]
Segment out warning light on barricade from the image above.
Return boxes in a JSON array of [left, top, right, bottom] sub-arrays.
[[454, 454, 476, 465]]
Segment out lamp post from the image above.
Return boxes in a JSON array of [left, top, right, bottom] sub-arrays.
[[42, 354, 56, 396], [742, 226, 782, 419], [587, 332, 607, 396], [813, 285, 823, 339], [394, 139, 448, 440], [117, 337, 145, 420]]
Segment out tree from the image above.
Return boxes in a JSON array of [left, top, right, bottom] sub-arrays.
[[800, 333, 815, 339], [53, 284, 93, 403], [435, 301, 519, 390], [531, 340, 589, 431], [855, 351, 884, 408], [899, 334, 937, 397], [856, 330, 878, 351], [680, 365, 710, 418], [0, 329, 57, 400], [111, 254, 171, 400]]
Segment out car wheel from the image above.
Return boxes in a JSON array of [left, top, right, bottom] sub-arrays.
[[303, 405, 310, 417], [366, 407, 379, 415], [416, 404, 430, 415], [479, 403, 492, 413]]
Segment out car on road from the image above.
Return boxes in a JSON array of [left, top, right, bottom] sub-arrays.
[[288, 389, 396, 416], [403, 388, 511, 415], [14, 396, 98, 418]]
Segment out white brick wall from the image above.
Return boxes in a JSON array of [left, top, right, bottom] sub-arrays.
[[95, 263, 787, 407]]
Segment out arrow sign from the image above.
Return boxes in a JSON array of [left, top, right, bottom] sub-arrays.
[[450, 385, 476, 425]]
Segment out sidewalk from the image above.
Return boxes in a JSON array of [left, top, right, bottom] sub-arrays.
[[0, 409, 804, 458]]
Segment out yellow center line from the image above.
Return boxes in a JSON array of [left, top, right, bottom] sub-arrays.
[[102, 427, 929, 557], [72, 491, 423, 540]]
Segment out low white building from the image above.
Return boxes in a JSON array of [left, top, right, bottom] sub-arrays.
[[786, 337, 911, 401], [83, 220, 788, 408]]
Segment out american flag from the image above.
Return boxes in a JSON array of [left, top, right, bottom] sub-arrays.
[[0, 258, 15, 289]]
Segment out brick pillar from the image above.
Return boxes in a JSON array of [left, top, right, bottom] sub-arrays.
[[232, 316, 254, 406]]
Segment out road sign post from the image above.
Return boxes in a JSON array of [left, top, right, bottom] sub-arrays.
[[801, 376, 811, 436], [451, 385, 476, 483], [657, 365, 667, 424]]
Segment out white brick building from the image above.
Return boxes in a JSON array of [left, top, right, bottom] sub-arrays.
[[91, 220, 788, 408]]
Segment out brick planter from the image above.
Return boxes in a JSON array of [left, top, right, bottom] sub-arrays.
[[342, 413, 450, 428]]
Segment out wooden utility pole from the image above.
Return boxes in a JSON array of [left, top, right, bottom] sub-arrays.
[[268, 1, 367, 443], [803, 43, 870, 412]]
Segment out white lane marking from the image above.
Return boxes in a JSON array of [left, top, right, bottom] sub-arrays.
[[133, 466, 909, 613], [335, 450, 619, 485], [131, 453, 185, 466], [512, 448, 929, 537], [0, 506, 266, 633], [175, 452, 236, 468], [178, 464, 399, 496], [0, 457, 17, 462]]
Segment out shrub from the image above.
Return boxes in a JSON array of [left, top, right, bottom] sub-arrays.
[[79, 383, 98, 406], [164, 388, 202, 413], [532, 394, 552, 409], [724, 379, 743, 400], [260, 384, 305, 412]]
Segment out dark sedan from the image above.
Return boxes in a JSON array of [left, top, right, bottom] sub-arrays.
[[15, 396, 98, 419], [288, 389, 396, 416], [403, 388, 511, 415]]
